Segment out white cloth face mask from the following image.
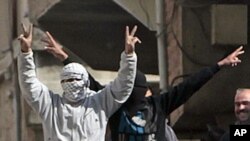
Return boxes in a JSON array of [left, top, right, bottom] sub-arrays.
[[60, 63, 89, 102], [61, 80, 87, 102]]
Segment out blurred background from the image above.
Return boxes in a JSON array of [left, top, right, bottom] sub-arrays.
[[0, 0, 249, 140]]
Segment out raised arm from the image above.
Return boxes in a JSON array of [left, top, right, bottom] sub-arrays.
[[97, 25, 141, 117], [42, 31, 104, 91], [17, 23, 53, 117], [160, 46, 244, 115]]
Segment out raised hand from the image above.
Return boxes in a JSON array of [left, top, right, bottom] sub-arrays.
[[18, 23, 33, 52], [42, 31, 68, 61], [125, 25, 141, 55], [217, 46, 244, 67]]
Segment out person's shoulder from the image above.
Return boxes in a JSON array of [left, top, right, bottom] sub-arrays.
[[50, 93, 64, 104], [86, 89, 98, 97]]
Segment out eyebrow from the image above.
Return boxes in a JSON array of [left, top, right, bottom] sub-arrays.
[[235, 100, 250, 104]]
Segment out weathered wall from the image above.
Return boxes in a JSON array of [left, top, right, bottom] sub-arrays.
[[0, 0, 60, 141], [182, 5, 249, 117], [0, 79, 16, 141], [174, 4, 249, 139], [0, 0, 16, 141], [164, 1, 249, 140], [28, 0, 60, 23], [165, 0, 184, 126]]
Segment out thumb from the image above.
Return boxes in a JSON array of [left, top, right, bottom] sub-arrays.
[[18, 34, 24, 41], [134, 37, 141, 44], [44, 46, 54, 52]]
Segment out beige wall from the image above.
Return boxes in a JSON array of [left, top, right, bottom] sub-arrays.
[[0, 0, 59, 141]]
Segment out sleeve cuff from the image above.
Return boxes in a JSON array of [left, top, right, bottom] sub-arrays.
[[211, 64, 220, 73], [20, 50, 33, 57], [62, 57, 74, 65]]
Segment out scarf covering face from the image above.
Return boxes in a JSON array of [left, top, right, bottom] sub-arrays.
[[124, 70, 148, 116], [60, 63, 89, 103]]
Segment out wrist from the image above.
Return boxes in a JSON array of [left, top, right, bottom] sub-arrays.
[[125, 51, 134, 56], [21, 47, 32, 53], [217, 60, 224, 68], [59, 52, 68, 62], [124, 51, 135, 57]]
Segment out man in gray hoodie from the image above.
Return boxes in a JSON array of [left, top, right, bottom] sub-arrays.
[[17, 23, 141, 141]]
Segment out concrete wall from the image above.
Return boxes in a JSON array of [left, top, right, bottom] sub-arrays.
[[174, 4, 249, 139], [163, 1, 249, 140], [0, 0, 61, 141], [0, 0, 16, 141], [165, 0, 184, 126], [182, 5, 249, 118]]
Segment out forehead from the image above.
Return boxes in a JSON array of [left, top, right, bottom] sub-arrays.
[[235, 89, 250, 101]]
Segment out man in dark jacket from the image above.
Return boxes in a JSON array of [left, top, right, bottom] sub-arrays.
[[42, 29, 244, 141]]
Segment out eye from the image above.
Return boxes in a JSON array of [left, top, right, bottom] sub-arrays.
[[235, 101, 250, 107], [61, 78, 82, 83], [67, 78, 76, 82], [242, 101, 250, 106]]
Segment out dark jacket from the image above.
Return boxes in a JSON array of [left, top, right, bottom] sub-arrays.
[[109, 65, 220, 141], [220, 131, 230, 141]]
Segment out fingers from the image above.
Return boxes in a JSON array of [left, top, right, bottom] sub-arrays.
[[44, 31, 59, 49], [233, 59, 242, 63], [45, 31, 53, 41], [125, 26, 129, 38], [44, 46, 53, 51], [231, 57, 242, 67], [28, 24, 33, 37], [45, 31, 56, 44], [130, 25, 137, 37], [232, 62, 240, 67], [18, 34, 28, 43], [44, 46, 56, 55], [126, 25, 138, 37], [232, 61, 241, 67], [124, 25, 140, 54], [232, 63, 237, 67], [234, 46, 244, 55], [133, 37, 142, 44], [18, 34, 24, 40], [126, 25, 141, 44], [235, 46, 243, 52], [21, 23, 33, 37], [236, 50, 245, 56], [21, 23, 27, 35]]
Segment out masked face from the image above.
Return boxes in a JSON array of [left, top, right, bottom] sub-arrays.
[[60, 63, 89, 103], [61, 79, 86, 102]]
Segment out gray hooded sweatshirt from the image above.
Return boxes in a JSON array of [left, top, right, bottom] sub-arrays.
[[18, 51, 137, 141]]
